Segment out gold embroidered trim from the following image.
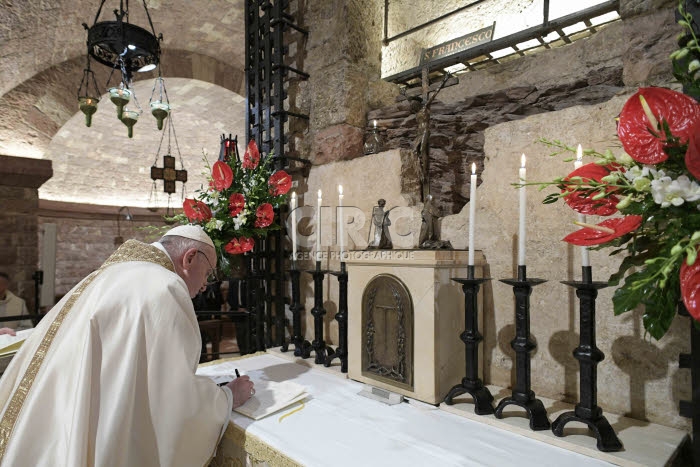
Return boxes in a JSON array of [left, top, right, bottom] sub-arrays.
[[102, 239, 174, 272], [0, 270, 99, 459], [0, 240, 174, 461], [226, 423, 302, 467]]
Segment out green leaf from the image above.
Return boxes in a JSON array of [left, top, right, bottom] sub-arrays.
[[613, 282, 643, 316], [608, 254, 649, 286], [542, 194, 560, 204]]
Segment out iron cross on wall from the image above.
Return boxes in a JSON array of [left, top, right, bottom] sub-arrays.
[[150, 154, 187, 194]]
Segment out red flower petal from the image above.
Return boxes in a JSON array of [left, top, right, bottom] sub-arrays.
[[685, 120, 700, 180], [561, 163, 621, 216], [224, 236, 255, 254], [240, 237, 254, 252], [228, 193, 246, 217], [182, 198, 212, 222], [242, 140, 260, 169], [618, 87, 700, 164], [562, 216, 642, 246], [254, 203, 274, 228], [680, 250, 700, 321], [564, 192, 620, 216], [211, 160, 233, 191], [268, 170, 292, 196]]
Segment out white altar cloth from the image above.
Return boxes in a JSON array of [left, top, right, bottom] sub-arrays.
[[201, 353, 613, 466]]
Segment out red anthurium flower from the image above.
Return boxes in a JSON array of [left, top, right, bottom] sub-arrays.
[[224, 236, 255, 254], [268, 170, 292, 195], [685, 120, 700, 180], [229, 193, 246, 217], [242, 140, 260, 169], [618, 87, 700, 164], [561, 163, 621, 216], [680, 249, 700, 321], [211, 160, 234, 191], [562, 215, 642, 246], [254, 203, 274, 228], [183, 198, 212, 222]]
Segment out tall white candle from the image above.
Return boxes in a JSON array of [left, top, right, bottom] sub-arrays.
[[518, 154, 527, 266], [338, 185, 345, 259], [290, 191, 297, 261], [316, 189, 322, 261], [574, 144, 590, 267], [468, 163, 477, 266]]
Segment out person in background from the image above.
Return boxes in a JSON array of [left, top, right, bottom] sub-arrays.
[[0, 226, 255, 466], [0, 272, 32, 336]]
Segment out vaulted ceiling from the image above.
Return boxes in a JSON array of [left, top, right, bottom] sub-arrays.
[[0, 0, 248, 207]]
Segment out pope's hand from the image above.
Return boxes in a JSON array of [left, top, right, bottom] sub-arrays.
[[0, 328, 16, 336], [226, 375, 255, 408]]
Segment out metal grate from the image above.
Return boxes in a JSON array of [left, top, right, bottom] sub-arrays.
[[245, 0, 309, 351], [384, 0, 620, 89]]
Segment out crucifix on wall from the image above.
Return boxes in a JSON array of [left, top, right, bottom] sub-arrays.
[[403, 66, 457, 248], [150, 154, 187, 194]]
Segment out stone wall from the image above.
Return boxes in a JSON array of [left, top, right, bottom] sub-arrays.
[[443, 94, 691, 430], [297, 0, 397, 165], [295, 0, 692, 431]]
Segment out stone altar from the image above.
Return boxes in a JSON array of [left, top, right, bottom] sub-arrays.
[[347, 249, 485, 404]]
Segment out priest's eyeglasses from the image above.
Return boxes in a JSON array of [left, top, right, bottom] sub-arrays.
[[197, 250, 219, 285]]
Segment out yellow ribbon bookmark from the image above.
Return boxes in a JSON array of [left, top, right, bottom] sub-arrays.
[[278, 402, 305, 423]]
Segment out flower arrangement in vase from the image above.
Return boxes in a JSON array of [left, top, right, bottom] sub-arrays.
[[536, 1, 700, 340], [172, 139, 291, 274]]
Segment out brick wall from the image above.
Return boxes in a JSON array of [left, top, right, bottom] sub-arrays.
[[0, 156, 52, 313], [38, 202, 172, 298]]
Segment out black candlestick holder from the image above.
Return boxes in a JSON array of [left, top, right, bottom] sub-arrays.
[[325, 261, 348, 372], [281, 261, 311, 357], [551, 266, 623, 452], [495, 265, 550, 431], [306, 260, 334, 364], [444, 265, 494, 415]]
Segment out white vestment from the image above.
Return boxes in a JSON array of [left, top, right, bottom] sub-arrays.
[[0, 240, 232, 466], [0, 291, 31, 330]]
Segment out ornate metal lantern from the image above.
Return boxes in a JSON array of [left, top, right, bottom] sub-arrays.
[[77, 1, 165, 136]]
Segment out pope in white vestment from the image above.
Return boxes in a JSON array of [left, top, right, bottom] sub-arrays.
[[0, 226, 253, 466]]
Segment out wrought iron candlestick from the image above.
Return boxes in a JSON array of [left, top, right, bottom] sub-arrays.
[[495, 265, 550, 431], [325, 261, 348, 372], [281, 262, 311, 357], [552, 266, 623, 451], [306, 260, 333, 364], [444, 265, 494, 415]]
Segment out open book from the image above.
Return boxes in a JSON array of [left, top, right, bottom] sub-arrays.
[[234, 379, 307, 420], [0, 329, 33, 358], [195, 363, 308, 420]]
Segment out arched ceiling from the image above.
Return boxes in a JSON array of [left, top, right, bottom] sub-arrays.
[[0, 0, 248, 207], [0, 0, 245, 97], [40, 77, 247, 208]]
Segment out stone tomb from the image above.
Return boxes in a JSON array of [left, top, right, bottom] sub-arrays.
[[347, 250, 485, 404]]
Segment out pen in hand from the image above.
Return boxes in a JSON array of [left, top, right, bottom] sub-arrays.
[[218, 369, 242, 387]]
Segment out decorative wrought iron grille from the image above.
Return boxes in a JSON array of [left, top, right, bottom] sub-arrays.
[[245, 0, 309, 351]]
